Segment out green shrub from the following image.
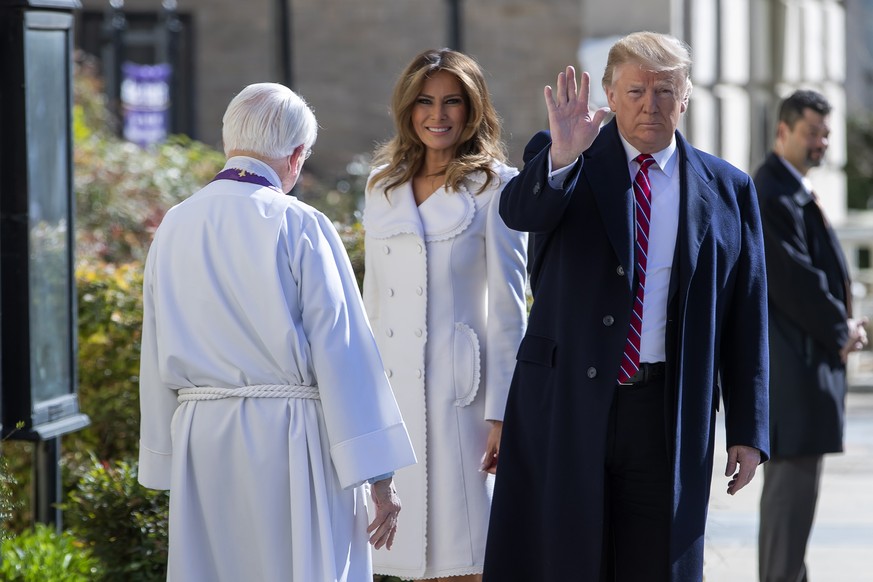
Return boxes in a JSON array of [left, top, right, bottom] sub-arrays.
[[337, 220, 366, 291], [847, 114, 873, 209], [0, 523, 101, 581], [62, 458, 168, 582], [0, 454, 20, 541], [2, 260, 147, 534], [75, 133, 225, 264], [70, 261, 144, 464]]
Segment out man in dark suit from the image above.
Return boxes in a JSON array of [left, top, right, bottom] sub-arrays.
[[754, 90, 867, 582], [483, 32, 770, 582]]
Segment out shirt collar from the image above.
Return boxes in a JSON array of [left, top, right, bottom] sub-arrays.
[[776, 154, 814, 193], [617, 133, 678, 178]]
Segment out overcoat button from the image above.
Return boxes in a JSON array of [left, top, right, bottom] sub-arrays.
[[386, 369, 393, 378], [416, 369, 423, 378], [416, 287, 423, 295], [383, 245, 390, 254], [417, 244, 423, 254], [587, 367, 597, 379], [603, 315, 614, 326], [386, 329, 393, 337], [616, 265, 625, 276], [414, 329, 423, 337], [387, 288, 394, 297]]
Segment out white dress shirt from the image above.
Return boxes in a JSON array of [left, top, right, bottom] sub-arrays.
[[548, 137, 680, 362]]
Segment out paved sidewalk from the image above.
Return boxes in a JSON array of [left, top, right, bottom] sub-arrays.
[[704, 390, 873, 582]]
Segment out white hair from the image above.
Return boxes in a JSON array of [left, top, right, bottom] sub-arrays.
[[221, 83, 317, 158]]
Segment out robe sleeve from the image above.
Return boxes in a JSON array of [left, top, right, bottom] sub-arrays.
[[291, 212, 416, 489], [483, 170, 528, 421], [138, 245, 179, 490]]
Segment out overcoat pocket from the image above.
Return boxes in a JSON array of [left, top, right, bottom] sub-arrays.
[[516, 334, 557, 367]]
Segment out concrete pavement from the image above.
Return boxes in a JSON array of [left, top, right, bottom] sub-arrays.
[[704, 389, 873, 581]]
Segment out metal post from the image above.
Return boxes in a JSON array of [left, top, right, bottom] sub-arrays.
[[276, 0, 293, 88], [447, 0, 462, 51], [102, 0, 126, 129], [160, 0, 182, 134], [33, 437, 62, 532]]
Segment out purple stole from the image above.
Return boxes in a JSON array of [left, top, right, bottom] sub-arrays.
[[211, 168, 283, 193]]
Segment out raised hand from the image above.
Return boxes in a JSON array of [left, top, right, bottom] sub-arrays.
[[544, 66, 611, 169]]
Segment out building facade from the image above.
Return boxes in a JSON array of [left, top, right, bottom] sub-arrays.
[[74, 0, 848, 218]]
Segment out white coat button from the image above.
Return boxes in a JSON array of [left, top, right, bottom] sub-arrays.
[[587, 367, 597, 378], [383, 245, 390, 255], [387, 288, 394, 297], [416, 369, 423, 378], [414, 329, 423, 337], [603, 315, 614, 326], [386, 369, 393, 378], [416, 287, 423, 295], [616, 265, 625, 276], [386, 329, 394, 337]]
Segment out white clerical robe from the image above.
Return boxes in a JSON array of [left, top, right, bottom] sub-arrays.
[[138, 156, 416, 582]]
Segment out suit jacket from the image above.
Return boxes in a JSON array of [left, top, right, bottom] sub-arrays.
[[754, 152, 850, 457], [483, 120, 770, 582]]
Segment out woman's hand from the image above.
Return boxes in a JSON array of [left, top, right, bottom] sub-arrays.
[[480, 420, 503, 475]]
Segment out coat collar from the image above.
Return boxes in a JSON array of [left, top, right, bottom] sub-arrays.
[[363, 172, 478, 242], [584, 120, 636, 288]]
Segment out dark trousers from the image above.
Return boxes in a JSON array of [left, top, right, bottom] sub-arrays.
[[602, 378, 671, 582], [758, 455, 823, 582]]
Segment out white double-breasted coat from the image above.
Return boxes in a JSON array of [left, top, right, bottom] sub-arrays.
[[362, 162, 527, 578]]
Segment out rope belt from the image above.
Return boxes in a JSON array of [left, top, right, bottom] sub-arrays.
[[177, 384, 320, 403]]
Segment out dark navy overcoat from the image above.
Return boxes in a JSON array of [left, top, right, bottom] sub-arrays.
[[754, 152, 850, 457], [484, 121, 770, 581]]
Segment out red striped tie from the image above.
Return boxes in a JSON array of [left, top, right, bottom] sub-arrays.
[[618, 154, 655, 384]]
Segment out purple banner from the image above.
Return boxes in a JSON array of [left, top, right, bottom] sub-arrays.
[[121, 62, 171, 147]]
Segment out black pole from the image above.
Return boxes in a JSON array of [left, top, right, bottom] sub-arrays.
[[447, 0, 462, 51], [161, 0, 182, 134], [33, 437, 62, 532], [277, 0, 293, 88], [102, 0, 126, 132]]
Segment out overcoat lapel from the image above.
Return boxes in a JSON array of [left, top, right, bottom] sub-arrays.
[[671, 134, 713, 306], [767, 154, 850, 300], [586, 121, 635, 290]]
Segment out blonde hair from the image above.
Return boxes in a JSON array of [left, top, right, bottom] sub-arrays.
[[222, 83, 317, 159], [369, 48, 507, 196], [602, 31, 693, 105]]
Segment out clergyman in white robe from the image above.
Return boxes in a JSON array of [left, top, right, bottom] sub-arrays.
[[138, 155, 416, 582]]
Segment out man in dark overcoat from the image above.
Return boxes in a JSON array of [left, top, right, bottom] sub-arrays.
[[754, 89, 868, 582], [483, 32, 770, 582]]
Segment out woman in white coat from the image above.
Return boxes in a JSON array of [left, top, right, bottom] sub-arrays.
[[363, 49, 528, 582]]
